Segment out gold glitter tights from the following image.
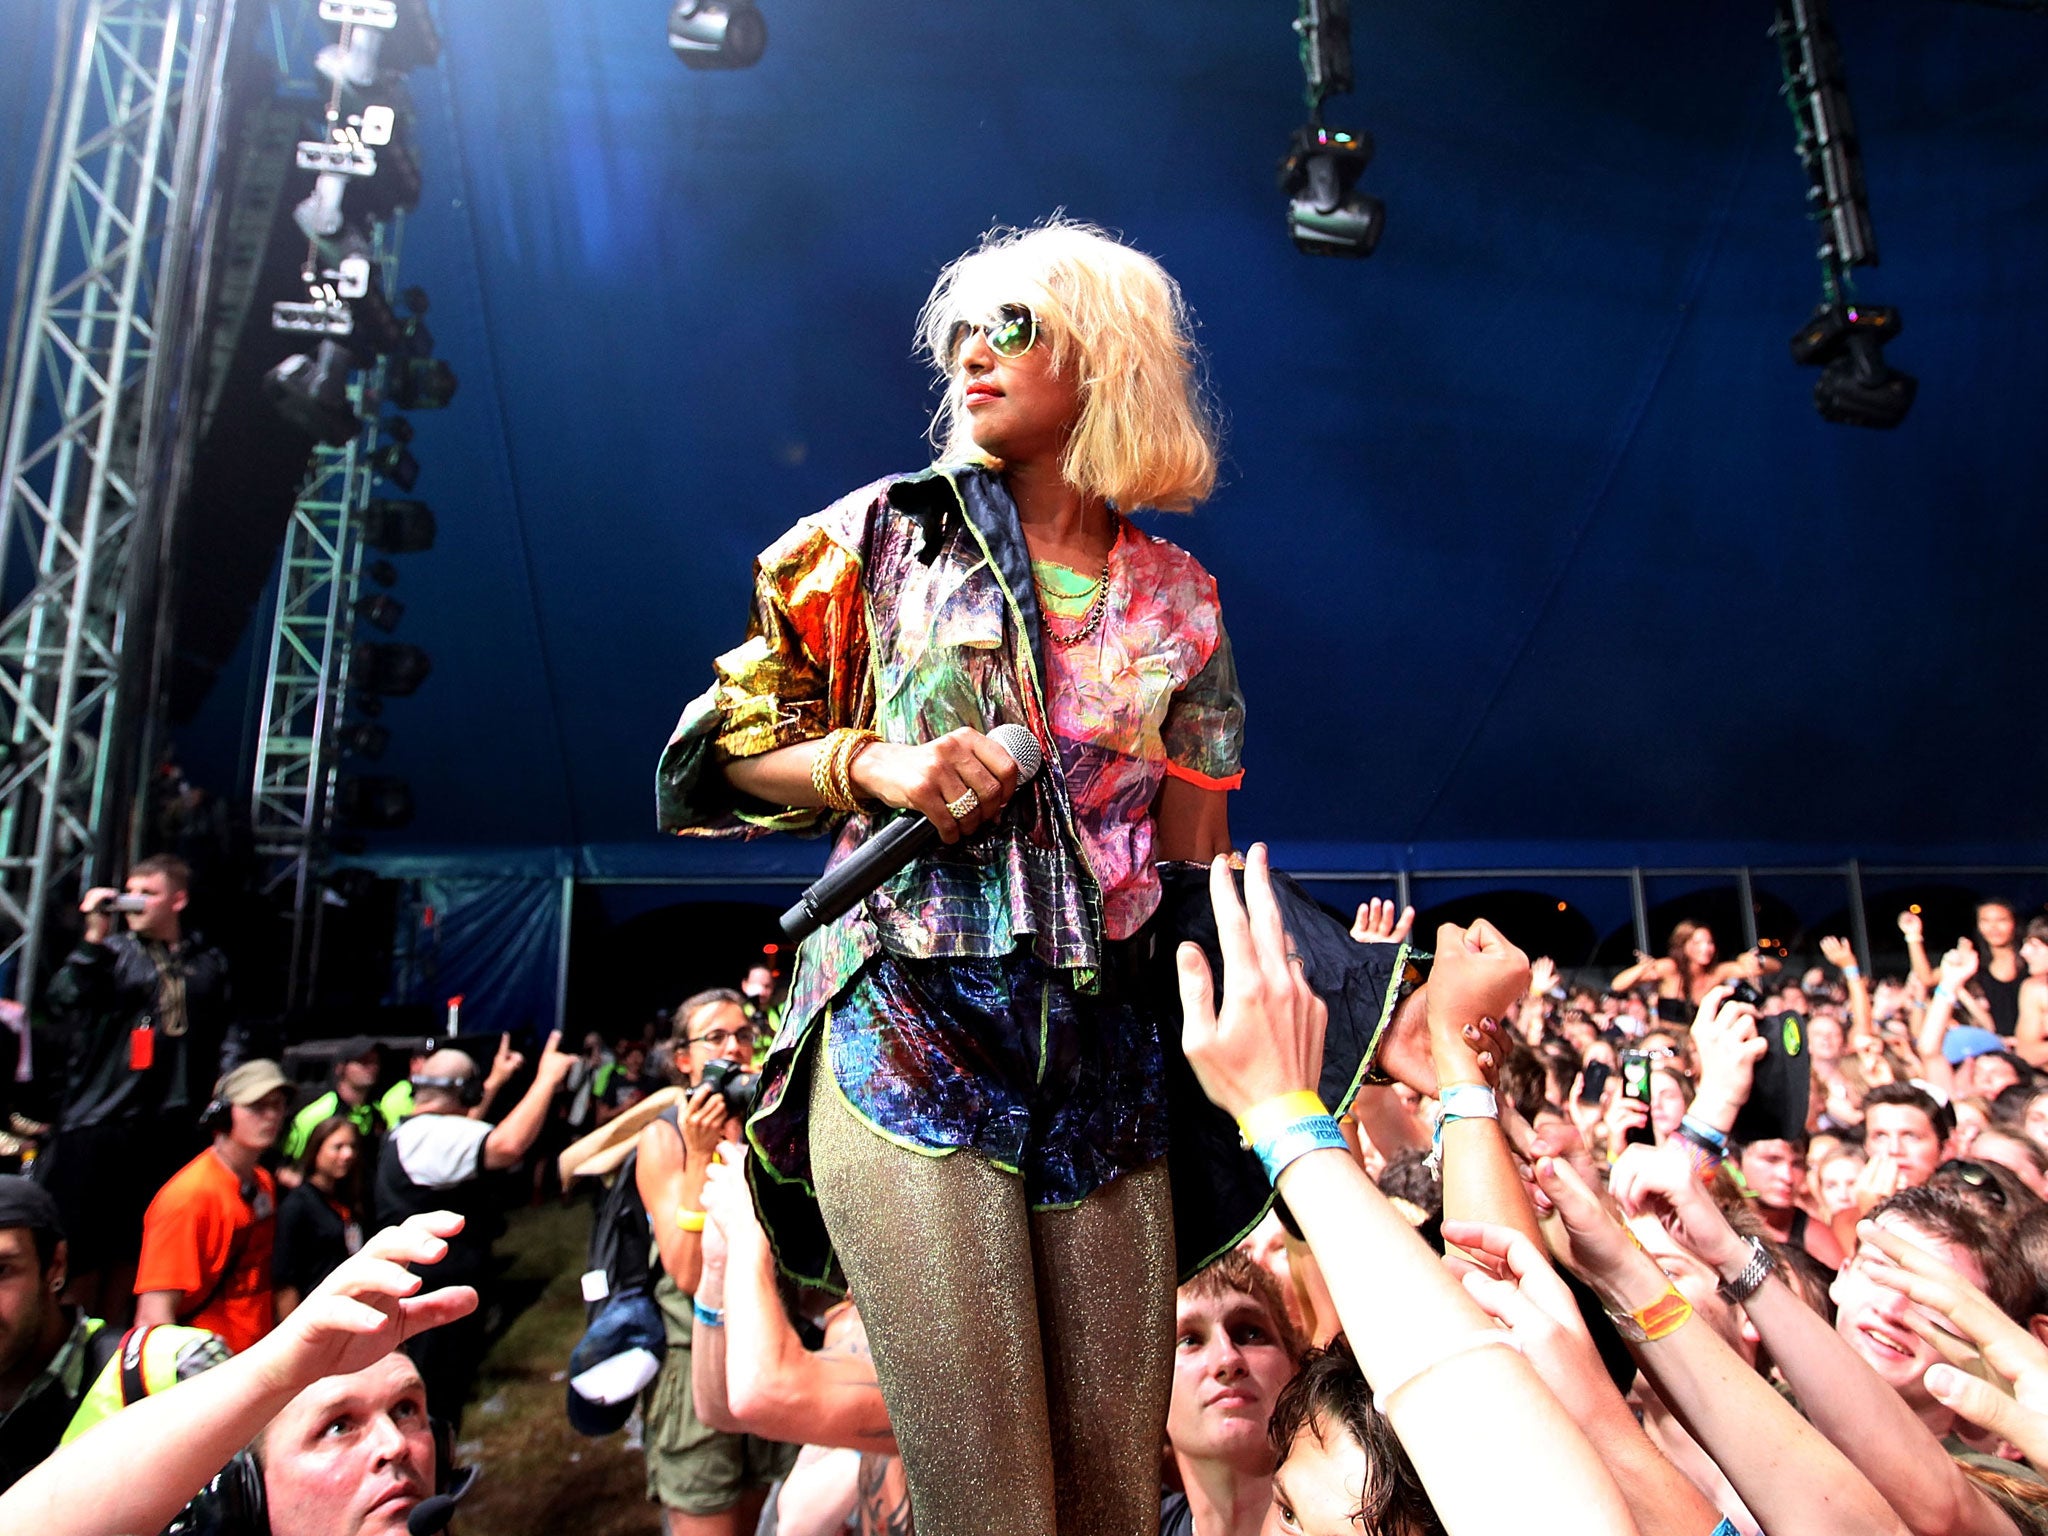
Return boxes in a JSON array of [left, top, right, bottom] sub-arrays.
[[807, 1066, 1174, 1536]]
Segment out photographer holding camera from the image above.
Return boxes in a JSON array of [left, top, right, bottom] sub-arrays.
[[373, 1030, 575, 1424], [635, 988, 792, 1536], [39, 855, 235, 1322]]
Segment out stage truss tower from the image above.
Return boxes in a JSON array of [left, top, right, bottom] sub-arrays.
[[0, 0, 239, 1003]]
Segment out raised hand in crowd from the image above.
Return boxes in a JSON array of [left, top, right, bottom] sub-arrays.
[[480, 1029, 578, 1166], [1609, 1148, 2012, 1536], [0, 1213, 476, 1536], [1179, 845, 1636, 1536], [1855, 1220, 2048, 1469], [692, 1150, 897, 1454], [1820, 934, 1875, 1037], [1901, 910, 1938, 991], [1446, 1218, 1721, 1536], [1350, 896, 1415, 946], [1541, 1147, 1912, 1536], [1428, 921, 1540, 1247], [1684, 986, 1765, 1138]]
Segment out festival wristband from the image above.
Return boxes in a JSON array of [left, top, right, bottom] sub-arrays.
[[676, 1207, 707, 1232], [1842, 963, 1862, 981], [1252, 1114, 1349, 1185], [1431, 1083, 1499, 1155], [691, 1299, 725, 1329], [1238, 1090, 1329, 1147], [1677, 1115, 1728, 1154], [1605, 1284, 1694, 1344]]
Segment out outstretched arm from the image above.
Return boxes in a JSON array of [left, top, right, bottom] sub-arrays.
[[700, 1155, 897, 1454], [1549, 1148, 1911, 1536], [0, 1216, 476, 1536], [1179, 847, 1636, 1536]]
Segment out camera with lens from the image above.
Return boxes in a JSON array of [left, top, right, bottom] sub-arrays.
[[698, 1057, 761, 1122], [96, 893, 150, 913]]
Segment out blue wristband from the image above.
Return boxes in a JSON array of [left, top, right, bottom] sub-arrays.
[[692, 1299, 725, 1329], [1252, 1114, 1348, 1184], [1678, 1115, 1728, 1153]]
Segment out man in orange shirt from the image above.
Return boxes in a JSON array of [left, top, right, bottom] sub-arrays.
[[133, 1060, 288, 1352]]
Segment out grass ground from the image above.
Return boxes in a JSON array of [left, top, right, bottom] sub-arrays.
[[458, 1200, 656, 1536]]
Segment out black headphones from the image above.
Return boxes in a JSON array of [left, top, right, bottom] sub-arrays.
[[169, 1416, 475, 1536], [197, 1096, 233, 1136], [410, 1071, 485, 1109]]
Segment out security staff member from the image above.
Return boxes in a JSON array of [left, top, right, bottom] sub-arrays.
[[281, 1038, 386, 1164], [375, 1030, 574, 1422], [0, 1178, 226, 1491]]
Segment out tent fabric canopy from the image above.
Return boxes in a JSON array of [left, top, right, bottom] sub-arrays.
[[4, 0, 2045, 883]]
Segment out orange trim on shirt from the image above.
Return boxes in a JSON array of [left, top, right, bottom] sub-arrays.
[[1163, 761, 1244, 793]]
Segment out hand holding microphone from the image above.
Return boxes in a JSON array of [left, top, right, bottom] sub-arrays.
[[782, 723, 1045, 941], [847, 724, 1030, 843]]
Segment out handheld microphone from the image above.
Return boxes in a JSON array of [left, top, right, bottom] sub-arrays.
[[779, 722, 1045, 941], [407, 1466, 480, 1536]]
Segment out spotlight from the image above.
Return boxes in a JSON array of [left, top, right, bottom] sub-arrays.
[[356, 593, 404, 633], [386, 355, 457, 410], [338, 720, 391, 758], [355, 641, 432, 696], [1281, 126, 1383, 257], [369, 440, 419, 491], [1790, 302, 1916, 429], [335, 774, 414, 829], [362, 497, 436, 554], [367, 558, 400, 586], [263, 340, 363, 446], [668, 0, 766, 69]]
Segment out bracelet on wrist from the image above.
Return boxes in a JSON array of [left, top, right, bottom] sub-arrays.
[[1842, 963, 1862, 981], [1238, 1090, 1328, 1146], [676, 1207, 706, 1232], [691, 1298, 725, 1329], [1249, 1113, 1348, 1186], [1716, 1235, 1776, 1305], [1430, 1083, 1499, 1158], [1605, 1283, 1694, 1344], [1677, 1115, 1728, 1154]]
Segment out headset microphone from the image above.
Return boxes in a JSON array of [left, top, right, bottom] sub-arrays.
[[406, 1465, 479, 1536]]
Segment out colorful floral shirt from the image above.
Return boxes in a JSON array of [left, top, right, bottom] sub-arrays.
[[657, 465, 1245, 1032]]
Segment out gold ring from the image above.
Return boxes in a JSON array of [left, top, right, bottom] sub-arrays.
[[946, 788, 981, 820]]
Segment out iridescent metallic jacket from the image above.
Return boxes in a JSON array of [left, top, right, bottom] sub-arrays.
[[657, 464, 1244, 1033]]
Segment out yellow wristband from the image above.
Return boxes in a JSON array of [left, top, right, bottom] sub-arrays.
[[676, 1207, 706, 1232], [1238, 1090, 1329, 1147]]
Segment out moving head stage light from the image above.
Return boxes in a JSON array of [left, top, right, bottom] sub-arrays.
[[1282, 126, 1383, 257], [669, 0, 767, 69], [1281, 0, 1381, 258], [1772, 0, 1914, 428]]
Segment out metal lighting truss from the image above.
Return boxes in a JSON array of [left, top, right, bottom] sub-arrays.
[[0, 0, 231, 1002], [248, 222, 400, 1011]]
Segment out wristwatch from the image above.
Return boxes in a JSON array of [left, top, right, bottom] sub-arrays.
[[1717, 1235, 1775, 1305]]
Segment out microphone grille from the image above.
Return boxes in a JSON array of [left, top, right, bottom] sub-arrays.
[[988, 722, 1045, 784]]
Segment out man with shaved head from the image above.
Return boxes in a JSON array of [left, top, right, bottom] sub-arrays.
[[373, 1030, 574, 1422]]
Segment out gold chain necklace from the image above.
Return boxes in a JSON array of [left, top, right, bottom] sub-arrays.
[[1041, 554, 1112, 648]]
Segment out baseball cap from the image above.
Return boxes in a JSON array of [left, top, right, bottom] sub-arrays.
[[1942, 1027, 2008, 1067], [0, 1175, 64, 1242], [214, 1059, 291, 1105], [566, 1291, 665, 1436]]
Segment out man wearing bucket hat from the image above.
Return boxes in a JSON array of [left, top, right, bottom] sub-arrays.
[[133, 1060, 290, 1351]]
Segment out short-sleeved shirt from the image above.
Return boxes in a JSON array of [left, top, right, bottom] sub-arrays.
[[658, 465, 1246, 1035], [134, 1149, 276, 1353]]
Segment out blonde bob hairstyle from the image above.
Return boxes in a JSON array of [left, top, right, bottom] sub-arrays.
[[915, 218, 1220, 513]]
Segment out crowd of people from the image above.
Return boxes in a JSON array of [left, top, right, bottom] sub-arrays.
[[4, 843, 2048, 1536]]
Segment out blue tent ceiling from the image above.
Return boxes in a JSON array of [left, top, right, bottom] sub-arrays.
[[6, 0, 2047, 881]]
